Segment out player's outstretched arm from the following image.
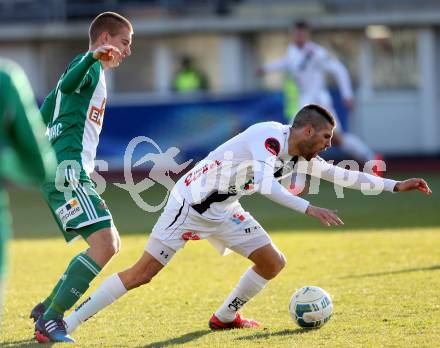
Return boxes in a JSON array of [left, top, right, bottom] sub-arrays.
[[59, 45, 121, 94], [59, 52, 96, 93], [394, 178, 432, 195], [305, 205, 344, 227]]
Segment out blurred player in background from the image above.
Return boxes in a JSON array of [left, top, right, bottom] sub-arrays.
[[30, 12, 133, 343], [173, 55, 209, 93], [258, 21, 380, 168], [0, 58, 56, 322], [62, 104, 431, 337]]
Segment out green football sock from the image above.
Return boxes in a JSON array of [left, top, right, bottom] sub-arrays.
[[41, 280, 62, 309], [41, 257, 76, 308], [43, 253, 101, 320]]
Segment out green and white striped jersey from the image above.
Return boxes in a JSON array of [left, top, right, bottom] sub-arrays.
[[41, 51, 107, 175]]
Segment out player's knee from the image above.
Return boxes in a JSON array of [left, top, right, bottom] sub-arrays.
[[274, 253, 287, 275], [113, 232, 122, 254], [95, 238, 119, 263], [102, 237, 119, 255], [101, 229, 120, 255], [278, 252, 287, 272], [109, 239, 119, 256], [265, 252, 286, 279]]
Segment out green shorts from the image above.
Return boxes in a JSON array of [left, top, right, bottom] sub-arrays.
[[42, 165, 112, 243]]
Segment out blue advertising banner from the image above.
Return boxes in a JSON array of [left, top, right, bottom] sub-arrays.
[[98, 90, 347, 170], [99, 91, 284, 169]]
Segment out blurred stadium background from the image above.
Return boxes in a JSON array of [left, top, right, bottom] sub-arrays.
[[2, 3, 440, 345], [2, 0, 440, 233], [2, 0, 440, 170]]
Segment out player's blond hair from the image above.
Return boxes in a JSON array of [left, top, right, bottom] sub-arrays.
[[89, 12, 133, 43]]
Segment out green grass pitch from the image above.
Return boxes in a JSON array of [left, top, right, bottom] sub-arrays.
[[1, 173, 439, 347]]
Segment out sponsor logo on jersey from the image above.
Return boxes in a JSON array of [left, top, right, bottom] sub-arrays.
[[184, 160, 221, 186], [181, 231, 201, 241], [89, 98, 106, 126], [265, 138, 280, 156], [56, 198, 83, 226], [47, 123, 63, 142]]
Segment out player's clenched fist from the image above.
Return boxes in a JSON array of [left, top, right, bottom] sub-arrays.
[[93, 45, 122, 63]]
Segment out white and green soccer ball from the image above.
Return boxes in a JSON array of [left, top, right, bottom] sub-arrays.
[[289, 285, 333, 328]]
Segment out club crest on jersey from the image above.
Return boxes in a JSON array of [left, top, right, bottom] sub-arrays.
[[56, 198, 83, 226], [265, 138, 280, 156], [47, 123, 62, 142], [181, 231, 201, 241], [89, 98, 106, 126]]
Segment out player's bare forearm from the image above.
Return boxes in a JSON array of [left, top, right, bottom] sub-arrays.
[[394, 178, 432, 195]]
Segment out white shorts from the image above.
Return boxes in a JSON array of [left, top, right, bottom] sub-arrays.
[[145, 195, 272, 265]]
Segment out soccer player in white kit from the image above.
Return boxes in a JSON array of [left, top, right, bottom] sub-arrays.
[[64, 104, 431, 335], [258, 21, 378, 166]]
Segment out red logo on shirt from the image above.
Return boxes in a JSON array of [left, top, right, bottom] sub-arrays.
[[184, 160, 221, 186], [265, 138, 280, 156], [89, 98, 106, 126]]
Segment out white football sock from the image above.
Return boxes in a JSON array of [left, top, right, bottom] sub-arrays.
[[215, 267, 268, 323], [340, 133, 375, 163], [64, 273, 127, 334]]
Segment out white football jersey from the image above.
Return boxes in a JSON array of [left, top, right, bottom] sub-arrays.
[[263, 41, 353, 111], [172, 121, 397, 221], [173, 121, 308, 220]]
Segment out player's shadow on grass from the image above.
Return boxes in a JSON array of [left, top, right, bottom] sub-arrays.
[[139, 329, 211, 348], [235, 328, 309, 341], [1, 338, 53, 347], [340, 264, 440, 279]]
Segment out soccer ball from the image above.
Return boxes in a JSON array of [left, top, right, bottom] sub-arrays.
[[289, 285, 333, 328]]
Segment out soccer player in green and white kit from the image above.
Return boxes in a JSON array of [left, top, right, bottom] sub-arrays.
[[0, 58, 56, 322], [31, 12, 133, 343]]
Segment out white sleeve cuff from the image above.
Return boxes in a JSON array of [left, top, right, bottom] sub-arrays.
[[383, 179, 398, 192]]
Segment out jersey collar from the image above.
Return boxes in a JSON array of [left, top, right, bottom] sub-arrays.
[[278, 125, 292, 161]]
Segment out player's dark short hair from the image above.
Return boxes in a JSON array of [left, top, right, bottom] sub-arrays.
[[292, 104, 336, 130], [293, 20, 310, 31], [89, 12, 133, 43]]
